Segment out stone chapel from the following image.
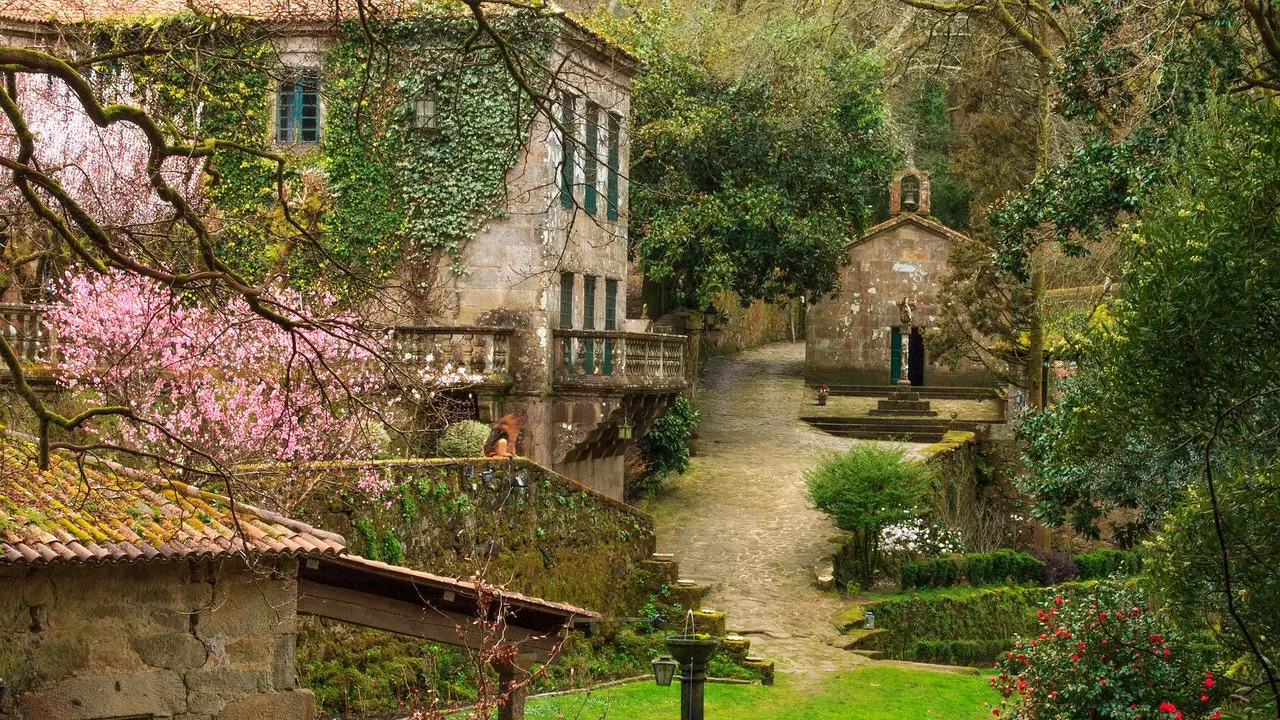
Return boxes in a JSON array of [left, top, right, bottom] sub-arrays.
[[805, 169, 994, 387]]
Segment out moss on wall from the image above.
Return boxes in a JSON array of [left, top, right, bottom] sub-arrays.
[[702, 294, 800, 356], [302, 458, 655, 618]]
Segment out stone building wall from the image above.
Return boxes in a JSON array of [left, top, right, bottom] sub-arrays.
[[0, 558, 312, 720], [805, 217, 991, 386]]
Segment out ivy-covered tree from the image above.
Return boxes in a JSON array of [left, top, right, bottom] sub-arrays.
[[597, 4, 894, 311]]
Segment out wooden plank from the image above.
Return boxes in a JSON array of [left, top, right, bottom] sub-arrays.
[[297, 580, 557, 662]]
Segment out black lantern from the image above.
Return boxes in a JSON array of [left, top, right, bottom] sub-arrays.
[[652, 655, 678, 687], [617, 417, 634, 440]]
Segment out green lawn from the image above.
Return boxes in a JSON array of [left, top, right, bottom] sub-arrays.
[[527, 665, 995, 720]]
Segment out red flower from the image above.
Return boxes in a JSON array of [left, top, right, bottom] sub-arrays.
[[1159, 702, 1177, 713], [1200, 695, 1209, 702], [1211, 712, 1222, 719], [1204, 674, 1215, 688], [1055, 595, 1063, 606], [1072, 654, 1080, 662], [992, 710, 1000, 716]]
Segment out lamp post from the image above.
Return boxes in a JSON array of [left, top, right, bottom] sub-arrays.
[[654, 635, 721, 720]]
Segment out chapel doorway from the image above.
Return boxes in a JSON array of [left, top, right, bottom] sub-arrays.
[[908, 327, 925, 386]]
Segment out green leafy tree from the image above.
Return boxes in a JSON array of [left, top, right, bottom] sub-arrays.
[[598, 5, 893, 311], [805, 445, 930, 589]]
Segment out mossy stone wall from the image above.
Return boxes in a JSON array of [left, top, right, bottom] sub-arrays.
[[301, 458, 656, 618]]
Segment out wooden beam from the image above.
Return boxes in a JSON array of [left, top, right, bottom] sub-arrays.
[[296, 579, 557, 662]]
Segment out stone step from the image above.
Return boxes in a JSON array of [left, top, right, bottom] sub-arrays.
[[876, 399, 934, 412], [807, 384, 1000, 401], [668, 580, 711, 614], [721, 634, 751, 663], [849, 649, 886, 660], [743, 656, 775, 686], [868, 408, 939, 417]]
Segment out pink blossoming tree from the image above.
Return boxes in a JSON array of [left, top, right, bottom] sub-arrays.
[[46, 269, 475, 509]]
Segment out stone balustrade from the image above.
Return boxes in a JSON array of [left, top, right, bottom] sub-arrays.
[[391, 325, 514, 379], [0, 303, 54, 365], [552, 329, 688, 388]]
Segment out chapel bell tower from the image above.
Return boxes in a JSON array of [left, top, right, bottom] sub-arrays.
[[889, 166, 930, 216]]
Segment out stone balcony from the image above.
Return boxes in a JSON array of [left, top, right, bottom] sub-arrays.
[[391, 325, 514, 388], [1, 303, 55, 366], [552, 328, 689, 391]]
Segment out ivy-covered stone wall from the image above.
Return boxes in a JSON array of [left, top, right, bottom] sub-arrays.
[[299, 457, 656, 617]]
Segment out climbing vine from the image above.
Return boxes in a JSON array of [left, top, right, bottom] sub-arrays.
[[77, 7, 555, 301]]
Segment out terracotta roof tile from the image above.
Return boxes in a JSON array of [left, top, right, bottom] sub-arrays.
[[0, 434, 346, 566]]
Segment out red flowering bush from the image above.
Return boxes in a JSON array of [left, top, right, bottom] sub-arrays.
[[990, 581, 1224, 719]]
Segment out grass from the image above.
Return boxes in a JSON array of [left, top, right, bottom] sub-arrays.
[[526, 665, 995, 720]]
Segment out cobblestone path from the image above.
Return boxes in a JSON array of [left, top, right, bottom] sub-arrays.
[[647, 342, 927, 677]]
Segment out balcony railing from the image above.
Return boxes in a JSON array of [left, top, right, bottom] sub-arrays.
[[553, 329, 687, 387], [391, 325, 514, 379], [0, 304, 54, 365]]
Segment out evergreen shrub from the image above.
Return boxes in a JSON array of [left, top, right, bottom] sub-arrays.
[[435, 420, 491, 457], [1072, 548, 1142, 580]]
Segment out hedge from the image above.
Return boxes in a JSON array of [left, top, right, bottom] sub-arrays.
[[906, 638, 1012, 666], [863, 582, 1094, 665], [1073, 548, 1142, 580], [901, 550, 1044, 589], [899, 549, 1141, 589]]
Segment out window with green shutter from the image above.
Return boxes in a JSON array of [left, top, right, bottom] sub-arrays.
[[584, 102, 599, 216], [606, 112, 621, 221], [559, 272, 574, 329], [560, 92, 576, 210], [276, 70, 321, 144], [603, 279, 618, 374], [582, 276, 597, 374], [560, 272, 574, 376]]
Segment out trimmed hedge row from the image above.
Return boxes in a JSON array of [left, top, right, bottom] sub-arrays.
[[900, 548, 1141, 589], [1074, 548, 1142, 580], [907, 638, 1012, 666]]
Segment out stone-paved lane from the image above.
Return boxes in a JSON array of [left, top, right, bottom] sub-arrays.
[[647, 341, 928, 677]]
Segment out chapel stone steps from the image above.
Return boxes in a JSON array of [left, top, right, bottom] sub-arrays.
[[808, 384, 1000, 401], [644, 553, 776, 685]]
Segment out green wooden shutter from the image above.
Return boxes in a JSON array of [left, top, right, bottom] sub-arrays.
[[560, 93, 576, 210], [604, 279, 617, 375], [890, 327, 902, 385], [583, 276, 596, 374], [584, 102, 599, 216], [606, 113, 620, 221], [560, 272, 574, 376]]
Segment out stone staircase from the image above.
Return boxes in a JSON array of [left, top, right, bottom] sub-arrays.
[[642, 553, 776, 685], [867, 389, 938, 417], [809, 384, 1000, 401]]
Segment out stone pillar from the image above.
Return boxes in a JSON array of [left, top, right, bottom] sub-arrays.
[[495, 658, 530, 720], [678, 659, 709, 720], [897, 325, 912, 387]]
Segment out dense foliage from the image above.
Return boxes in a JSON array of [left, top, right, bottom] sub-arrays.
[[596, 5, 893, 311], [807, 445, 930, 589], [1016, 100, 1280, 536], [641, 394, 700, 481], [991, 582, 1223, 720]]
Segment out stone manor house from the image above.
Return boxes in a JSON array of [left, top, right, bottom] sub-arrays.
[[0, 0, 688, 501]]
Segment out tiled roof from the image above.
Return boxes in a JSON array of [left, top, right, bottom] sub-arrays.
[[0, 434, 346, 566], [0, 0, 396, 23], [851, 212, 972, 248]]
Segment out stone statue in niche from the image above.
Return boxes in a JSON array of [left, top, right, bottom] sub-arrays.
[[897, 297, 915, 329]]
